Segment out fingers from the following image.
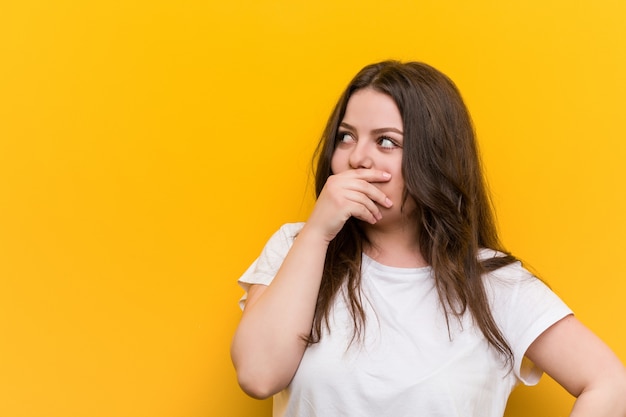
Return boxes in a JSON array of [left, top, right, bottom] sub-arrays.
[[340, 187, 389, 223], [342, 168, 393, 184], [331, 169, 393, 209], [308, 169, 395, 240], [336, 190, 378, 223]]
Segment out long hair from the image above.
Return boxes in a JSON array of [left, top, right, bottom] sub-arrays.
[[311, 61, 518, 365]]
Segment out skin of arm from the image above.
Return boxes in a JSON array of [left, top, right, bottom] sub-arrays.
[[230, 169, 392, 399], [525, 314, 626, 417]]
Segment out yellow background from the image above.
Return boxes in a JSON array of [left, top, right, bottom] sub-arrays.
[[1, 0, 624, 416]]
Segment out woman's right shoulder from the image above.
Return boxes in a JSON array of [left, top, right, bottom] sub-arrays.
[[237, 222, 305, 303], [276, 222, 305, 237], [261, 222, 305, 254]]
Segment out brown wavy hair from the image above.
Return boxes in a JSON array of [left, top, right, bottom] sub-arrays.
[[311, 60, 518, 366]]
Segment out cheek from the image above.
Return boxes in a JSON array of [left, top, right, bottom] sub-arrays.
[[330, 150, 344, 174], [384, 173, 408, 200], [383, 179, 406, 195], [372, 177, 405, 198], [380, 162, 405, 188]]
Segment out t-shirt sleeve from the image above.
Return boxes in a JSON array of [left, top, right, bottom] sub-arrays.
[[485, 259, 573, 385], [237, 222, 304, 310]]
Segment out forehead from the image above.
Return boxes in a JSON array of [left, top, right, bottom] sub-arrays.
[[342, 88, 403, 129]]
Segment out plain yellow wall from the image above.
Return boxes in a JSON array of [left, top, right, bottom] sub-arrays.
[[1, 1, 624, 416]]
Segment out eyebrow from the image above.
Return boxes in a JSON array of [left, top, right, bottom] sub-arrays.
[[339, 122, 403, 135]]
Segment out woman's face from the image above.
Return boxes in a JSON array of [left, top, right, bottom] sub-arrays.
[[331, 88, 413, 225]]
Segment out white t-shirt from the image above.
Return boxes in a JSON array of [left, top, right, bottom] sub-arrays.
[[238, 223, 572, 417]]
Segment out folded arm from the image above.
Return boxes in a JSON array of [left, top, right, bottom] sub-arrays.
[[230, 169, 393, 399]]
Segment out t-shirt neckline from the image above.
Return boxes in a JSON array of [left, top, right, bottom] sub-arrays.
[[362, 252, 432, 276]]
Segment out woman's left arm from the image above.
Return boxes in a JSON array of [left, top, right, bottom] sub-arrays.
[[526, 314, 626, 416]]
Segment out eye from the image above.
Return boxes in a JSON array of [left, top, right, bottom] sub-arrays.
[[336, 132, 355, 144], [378, 136, 399, 149]]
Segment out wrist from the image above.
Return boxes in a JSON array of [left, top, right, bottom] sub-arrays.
[[297, 222, 334, 247]]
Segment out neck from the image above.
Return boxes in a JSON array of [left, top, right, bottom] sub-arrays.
[[361, 220, 428, 268]]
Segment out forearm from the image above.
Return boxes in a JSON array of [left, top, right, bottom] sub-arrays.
[[231, 223, 330, 398]]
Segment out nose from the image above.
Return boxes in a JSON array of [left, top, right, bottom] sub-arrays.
[[348, 141, 373, 169]]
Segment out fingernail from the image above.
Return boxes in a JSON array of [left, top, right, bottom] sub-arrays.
[[385, 198, 393, 207], [382, 172, 391, 179]]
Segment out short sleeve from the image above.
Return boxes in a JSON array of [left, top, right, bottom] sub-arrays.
[[237, 222, 304, 310], [484, 258, 573, 385]]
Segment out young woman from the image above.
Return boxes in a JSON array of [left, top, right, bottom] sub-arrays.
[[231, 61, 626, 417]]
